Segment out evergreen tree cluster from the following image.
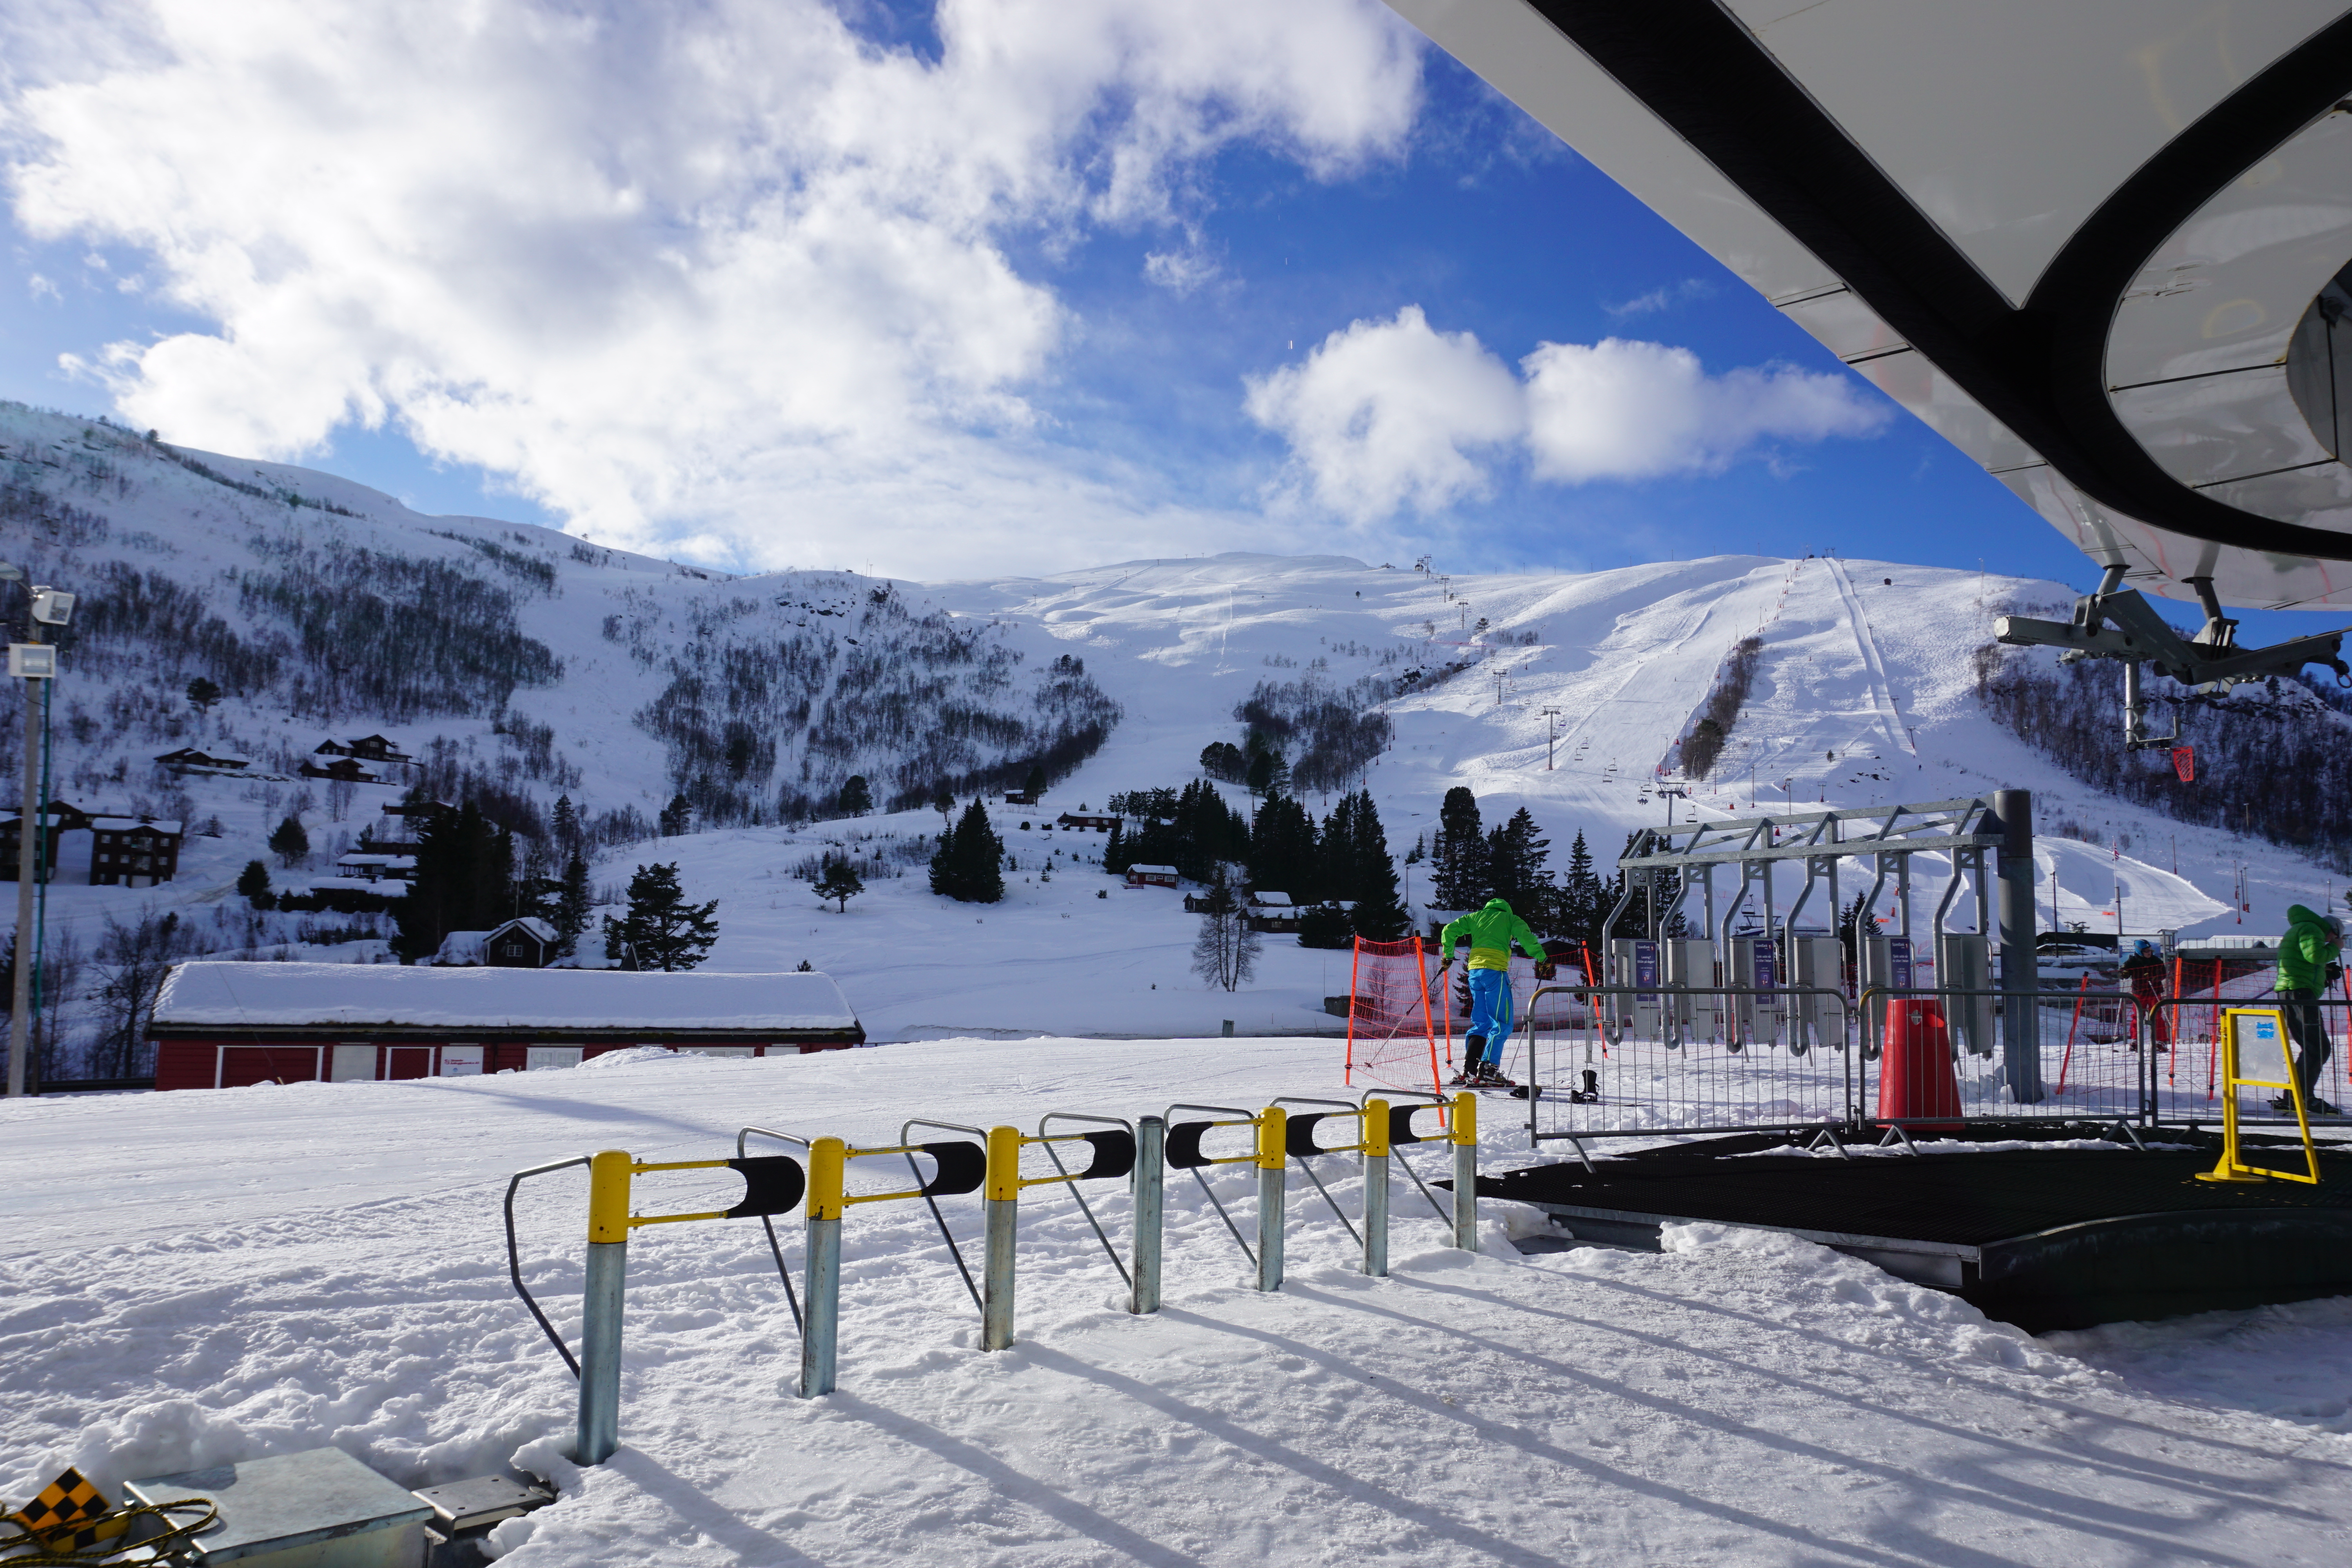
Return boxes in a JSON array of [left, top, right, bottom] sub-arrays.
[[1679, 635, 1763, 780], [1100, 779, 1407, 945], [929, 800, 1007, 903], [1106, 782, 1250, 882], [391, 802, 515, 962]]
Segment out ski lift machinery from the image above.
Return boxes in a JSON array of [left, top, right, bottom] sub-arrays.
[[1388, 1, 2352, 750]]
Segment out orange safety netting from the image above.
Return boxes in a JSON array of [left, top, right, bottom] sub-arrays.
[[1343, 936, 1444, 1094]]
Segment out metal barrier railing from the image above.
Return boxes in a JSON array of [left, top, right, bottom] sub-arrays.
[[503, 1091, 1481, 1462], [1514, 984, 1860, 1150], [2149, 993, 2352, 1131]]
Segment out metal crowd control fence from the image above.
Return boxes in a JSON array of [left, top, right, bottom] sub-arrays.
[[1510, 981, 2244, 1149], [505, 1094, 1481, 1459], [1515, 983, 1861, 1153], [2150, 995, 2352, 1134], [503, 1146, 809, 1465]]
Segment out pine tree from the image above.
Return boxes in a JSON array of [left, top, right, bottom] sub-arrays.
[[1559, 831, 1602, 954], [392, 802, 513, 962], [815, 853, 865, 913], [1023, 763, 1047, 798], [185, 676, 222, 715], [614, 862, 720, 971], [1485, 807, 1553, 926], [838, 775, 873, 817], [658, 794, 691, 837], [551, 794, 580, 851], [553, 851, 593, 956], [929, 800, 1004, 903], [1247, 792, 1317, 900], [267, 813, 310, 869], [1430, 786, 1487, 909], [1343, 791, 1409, 940], [236, 859, 274, 910]]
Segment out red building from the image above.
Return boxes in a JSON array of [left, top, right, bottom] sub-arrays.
[[150, 963, 865, 1090]]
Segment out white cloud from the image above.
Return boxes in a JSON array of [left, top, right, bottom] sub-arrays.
[[1604, 276, 1715, 316], [1247, 314, 1890, 519], [1242, 306, 1524, 522], [1521, 338, 1888, 483], [1, 0, 1421, 575]]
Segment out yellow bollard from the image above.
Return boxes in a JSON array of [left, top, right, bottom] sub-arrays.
[[982, 1126, 1020, 1349], [801, 1137, 846, 1397], [1256, 1106, 1287, 1291], [1450, 1091, 1478, 1249]]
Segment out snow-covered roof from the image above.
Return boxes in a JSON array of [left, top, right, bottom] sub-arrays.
[[336, 853, 416, 867], [152, 962, 861, 1033], [1249, 891, 1294, 907], [1127, 864, 1179, 875], [496, 917, 558, 942], [434, 931, 490, 965], [89, 818, 183, 833]]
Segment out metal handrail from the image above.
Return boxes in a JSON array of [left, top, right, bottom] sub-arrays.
[[737, 1127, 809, 1332], [901, 1116, 989, 1313], [1165, 1102, 1262, 1265], [504, 1154, 592, 1377], [1036, 1111, 1136, 1286]]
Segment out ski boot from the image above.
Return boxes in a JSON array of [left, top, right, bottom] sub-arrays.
[[1565, 1068, 1601, 1105]]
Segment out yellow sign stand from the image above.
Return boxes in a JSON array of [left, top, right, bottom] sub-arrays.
[[2198, 1007, 2321, 1185]]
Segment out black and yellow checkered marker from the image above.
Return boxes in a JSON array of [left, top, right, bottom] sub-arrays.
[[5, 1467, 129, 1552]]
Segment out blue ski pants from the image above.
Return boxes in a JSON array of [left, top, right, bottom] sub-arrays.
[[1466, 967, 1514, 1069]]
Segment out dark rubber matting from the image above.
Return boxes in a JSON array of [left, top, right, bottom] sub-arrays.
[[1479, 1139, 2352, 1330]]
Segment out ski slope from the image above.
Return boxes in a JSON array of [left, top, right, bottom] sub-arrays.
[[2, 1041, 2347, 1567], [0, 397, 2298, 1052]]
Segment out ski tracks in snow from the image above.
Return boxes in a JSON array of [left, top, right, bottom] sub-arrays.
[[1824, 556, 1916, 757]]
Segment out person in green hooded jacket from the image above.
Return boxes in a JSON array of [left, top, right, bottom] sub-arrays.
[[2274, 903, 2344, 1114], [1437, 897, 1556, 1086]]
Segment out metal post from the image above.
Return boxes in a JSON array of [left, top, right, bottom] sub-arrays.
[[1254, 1107, 1286, 1292], [1362, 1098, 1390, 1278], [1993, 788, 2043, 1103], [1450, 1091, 1478, 1249], [1898, 854, 1913, 944], [800, 1136, 844, 1397], [575, 1149, 631, 1464], [8, 621, 41, 1099], [982, 1125, 1018, 1350], [1131, 1116, 1163, 1314]]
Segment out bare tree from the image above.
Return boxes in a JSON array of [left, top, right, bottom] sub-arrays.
[[1189, 866, 1259, 993], [89, 912, 191, 1080]]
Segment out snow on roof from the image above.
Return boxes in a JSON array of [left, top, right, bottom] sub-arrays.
[[89, 818, 183, 833], [152, 962, 861, 1032], [1249, 891, 1294, 907], [1127, 864, 1179, 875], [496, 917, 558, 942]]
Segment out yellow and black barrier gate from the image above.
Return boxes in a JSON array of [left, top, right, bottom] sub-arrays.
[[504, 1148, 808, 1465], [505, 1093, 1481, 1456]]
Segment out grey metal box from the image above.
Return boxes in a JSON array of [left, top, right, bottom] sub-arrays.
[[128, 1448, 429, 1568]]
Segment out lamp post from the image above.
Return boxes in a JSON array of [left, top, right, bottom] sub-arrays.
[[5, 569, 73, 1098]]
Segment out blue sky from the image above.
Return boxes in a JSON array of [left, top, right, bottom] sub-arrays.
[[0, 0, 2278, 630]]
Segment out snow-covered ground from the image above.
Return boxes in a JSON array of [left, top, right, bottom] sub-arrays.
[[4, 1041, 2348, 1565]]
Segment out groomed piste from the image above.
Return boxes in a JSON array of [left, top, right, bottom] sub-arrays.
[[4, 1037, 2349, 1566]]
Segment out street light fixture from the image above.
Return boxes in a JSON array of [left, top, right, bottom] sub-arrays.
[[5, 564, 67, 1098]]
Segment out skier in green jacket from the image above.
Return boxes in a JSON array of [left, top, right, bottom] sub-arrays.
[[1437, 897, 1556, 1087], [2274, 903, 2344, 1115]]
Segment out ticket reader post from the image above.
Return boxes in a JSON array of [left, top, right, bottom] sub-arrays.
[[1665, 939, 1720, 1044], [1731, 936, 1780, 1048], [1790, 936, 1846, 1053], [1607, 938, 1662, 1041], [1936, 933, 1995, 1056], [1861, 936, 1914, 1055]]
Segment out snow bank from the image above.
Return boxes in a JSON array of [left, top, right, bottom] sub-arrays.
[[149, 962, 860, 1032], [2, 1034, 2347, 1566]]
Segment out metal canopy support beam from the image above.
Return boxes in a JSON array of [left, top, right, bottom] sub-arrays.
[[1993, 789, 2042, 1104]]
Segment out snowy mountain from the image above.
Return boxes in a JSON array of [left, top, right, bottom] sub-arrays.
[[2, 398, 2335, 1060]]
